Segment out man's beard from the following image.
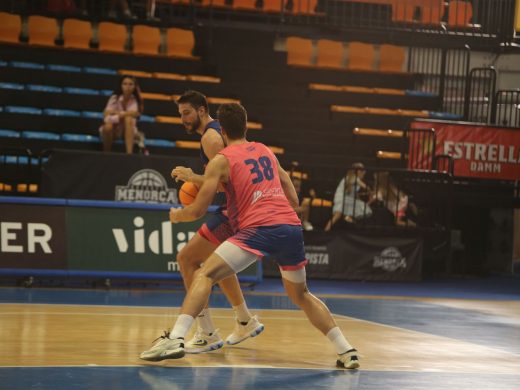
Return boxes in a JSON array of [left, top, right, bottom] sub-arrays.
[[185, 116, 201, 134]]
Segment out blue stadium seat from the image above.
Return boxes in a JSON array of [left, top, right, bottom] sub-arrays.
[[61, 133, 100, 143], [46, 64, 82, 73], [82, 111, 104, 119], [145, 139, 175, 148], [4, 106, 43, 115], [428, 111, 463, 120], [63, 87, 100, 95], [139, 115, 156, 123], [0, 60, 7, 67], [43, 108, 82, 117], [0, 129, 20, 138], [22, 130, 60, 140], [0, 82, 24, 90], [405, 90, 437, 97], [82, 66, 118, 75], [26, 84, 63, 93], [9, 61, 45, 70], [100, 90, 114, 96]]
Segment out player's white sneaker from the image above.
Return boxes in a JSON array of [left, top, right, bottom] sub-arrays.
[[185, 328, 224, 353], [336, 348, 360, 369], [225, 315, 265, 345], [139, 331, 185, 361]]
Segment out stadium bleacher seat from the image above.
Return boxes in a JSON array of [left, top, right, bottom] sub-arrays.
[[420, 0, 445, 24], [63, 18, 92, 49], [316, 39, 343, 69], [448, 0, 473, 27], [61, 133, 100, 143], [43, 109, 81, 117], [22, 131, 60, 141], [286, 36, 313, 66], [379, 44, 405, 73], [133, 25, 161, 55], [0, 129, 20, 138], [27, 16, 58, 47], [0, 12, 21, 44], [347, 42, 375, 71], [98, 22, 128, 52], [4, 106, 43, 115], [233, 0, 258, 11], [0, 82, 24, 90], [166, 28, 197, 59], [263, 0, 283, 12]]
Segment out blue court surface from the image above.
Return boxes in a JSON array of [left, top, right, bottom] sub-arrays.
[[1, 276, 520, 389]]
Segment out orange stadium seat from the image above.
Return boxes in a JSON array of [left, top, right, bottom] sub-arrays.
[[448, 0, 473, 27], [199, 0, 229, 6], [292, 0, 318, 14], [133, 25, 161, 55], [262, 0, 283, 12], [233, 0, 258, 11], [63, 18, 92, 49], [286, 36, 313, 66], [316, 39, 343, 69], [98, 22, 128, 52], [0, 12, 21, 43], [391, 0, 417, 22], [27, 16, 58, 46], [379, 44, 405, 72], [420, 0, 445, 24], [347, 42, 375, 71], [166, 27, 197, 59]]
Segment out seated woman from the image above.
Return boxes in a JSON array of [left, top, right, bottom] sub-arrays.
[[372, 171, 416, 227], [290, 173, 314, 231], [325, 162, 372, 231], [100, 75, 143, 154]]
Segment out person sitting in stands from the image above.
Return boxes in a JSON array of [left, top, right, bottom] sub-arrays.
[[372, 171, 416, 227], [325, 162, 372, 231], [100, 75, 143, 154], [290, 173, 314, 231]]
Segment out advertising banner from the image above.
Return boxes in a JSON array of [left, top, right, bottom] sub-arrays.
[[67, 207, 207, 274], [41, 149, 201, 201], [263, 231, 423, 281], [410, 121, 520, 181], [0, 198, 260, 281], [0, 204, 67, 269]]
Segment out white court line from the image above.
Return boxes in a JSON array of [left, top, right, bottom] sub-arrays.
[[0, 310, 356, 322]]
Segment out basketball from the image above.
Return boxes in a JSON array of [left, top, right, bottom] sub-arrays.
[[179, 182, 199, 206]]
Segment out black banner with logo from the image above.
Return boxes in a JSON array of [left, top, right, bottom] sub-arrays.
[[41, 149, 201, 201], [263, 231, 423, 281]]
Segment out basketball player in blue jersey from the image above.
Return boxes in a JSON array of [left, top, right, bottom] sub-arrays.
[[170, 90, 264, 353]]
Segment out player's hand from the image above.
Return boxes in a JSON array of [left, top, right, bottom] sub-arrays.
[[171, 166, 194, 183], [169, 207, 182, 224]]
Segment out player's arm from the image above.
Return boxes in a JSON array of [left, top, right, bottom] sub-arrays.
[[276, 159, 300, 210], [201, 129, 225, 161], [170, 155, 228, 223], [171, 129, 225, 187], [171, 166, 204, 187]]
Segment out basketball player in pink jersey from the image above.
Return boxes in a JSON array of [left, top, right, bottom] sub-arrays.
[[140, 103, 359, 369], [170, 91, 263, 353]]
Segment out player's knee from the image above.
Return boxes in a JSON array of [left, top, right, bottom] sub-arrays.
[[193, 267, 217, 285], [176, 247, 199, 270]]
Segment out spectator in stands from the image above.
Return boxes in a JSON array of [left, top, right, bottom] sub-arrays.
[[100, 75, 143, 154], [325, 162, 372, 231], [290, 172, 314, 231], [108, 0, 136, 19], [372, 171, 416, 227]]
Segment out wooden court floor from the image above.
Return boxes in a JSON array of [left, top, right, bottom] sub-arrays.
[[1, 287, 520, 389]]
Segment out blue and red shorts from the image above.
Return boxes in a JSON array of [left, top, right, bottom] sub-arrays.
[[198, 211, 234, 245], [228, 224, 307, 270]]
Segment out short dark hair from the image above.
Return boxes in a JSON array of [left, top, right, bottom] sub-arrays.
[[217, 103, 247, 140], [176, 90, 209, 112]]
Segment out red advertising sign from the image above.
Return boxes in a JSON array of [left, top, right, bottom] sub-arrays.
[[410, 121, 520, 181]]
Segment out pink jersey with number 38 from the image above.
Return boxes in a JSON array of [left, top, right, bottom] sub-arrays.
[[218, 142, 301, 232]]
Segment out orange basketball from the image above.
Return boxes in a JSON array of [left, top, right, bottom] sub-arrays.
[[179, 182, 199, 206]]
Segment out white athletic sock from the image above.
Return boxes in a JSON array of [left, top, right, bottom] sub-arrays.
[[326, 327, 354, 355], [197, 308, 216, 334], [232, 302, 253, 324], [170, 314, 194, 340]]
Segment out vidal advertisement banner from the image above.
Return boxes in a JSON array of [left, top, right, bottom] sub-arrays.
[[410, 120, 520, 181]]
